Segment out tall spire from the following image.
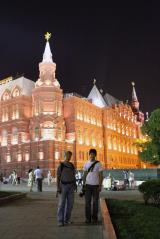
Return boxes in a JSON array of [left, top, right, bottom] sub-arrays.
[[131, 82, 139, 112], [130, 82, 144, 123], [131, 81, 138, 101], [36, 32, 60, 88], [42, 32, 53, 63]]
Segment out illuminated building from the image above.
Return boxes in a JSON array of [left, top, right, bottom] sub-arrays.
[[0, 33, 150, 177]]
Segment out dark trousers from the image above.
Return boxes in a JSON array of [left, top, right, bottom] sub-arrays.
[[37, 178, 43, 192], [85, 184, 99, 222]]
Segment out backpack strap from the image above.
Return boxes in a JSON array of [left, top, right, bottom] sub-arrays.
[[87, 161, 99, 172], [60, 162, 75, 171]]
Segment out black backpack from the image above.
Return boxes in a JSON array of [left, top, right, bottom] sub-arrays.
[[59, 162, 75, 184]]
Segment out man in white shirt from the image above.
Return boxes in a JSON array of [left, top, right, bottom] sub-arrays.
[[34, 166, 43, 192], [83, 149, 103, 224]]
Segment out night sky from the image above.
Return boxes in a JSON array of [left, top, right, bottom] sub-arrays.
[[0, 2, 160, 114]]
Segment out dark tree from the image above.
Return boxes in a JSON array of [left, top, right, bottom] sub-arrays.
[[139, 109, 160, 165]]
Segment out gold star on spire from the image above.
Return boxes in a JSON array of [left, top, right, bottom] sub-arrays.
[[131, 81, 135, 86], [45, 32, 51, 41], [93, 78, 96, 85]]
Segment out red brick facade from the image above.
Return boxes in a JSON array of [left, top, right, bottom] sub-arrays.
[[0, 39, 151, 178]]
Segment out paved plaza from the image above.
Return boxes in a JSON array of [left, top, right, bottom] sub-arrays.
[[0, 183, 103, 239], [0, 183, 143, 239]]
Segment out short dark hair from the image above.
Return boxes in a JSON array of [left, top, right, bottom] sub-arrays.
[[67, 151, 72, 156], [37, 166, 39, 169], [64, 151, 72, 159], [89, 149, 97, 156]]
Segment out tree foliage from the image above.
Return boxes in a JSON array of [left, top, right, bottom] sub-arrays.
[[139, 108, 160, 165]]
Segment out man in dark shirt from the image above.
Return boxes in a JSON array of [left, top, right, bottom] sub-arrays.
[[57, 151, 76, 226]]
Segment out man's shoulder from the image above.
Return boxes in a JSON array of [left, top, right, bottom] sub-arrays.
[[97, 161, 102, 166], [63, 161, 75, 167], [94, 161, 102, 168], [57, 161, 74, 169], [84, 160, 91, 167], [84, 160, 101, 169]]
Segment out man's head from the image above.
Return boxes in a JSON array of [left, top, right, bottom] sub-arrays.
[[64, 151, 72, 162], [37, 166, 39, 169], [89, 149, 97, 160]]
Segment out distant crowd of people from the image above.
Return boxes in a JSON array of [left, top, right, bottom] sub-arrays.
[[0, 168, 54, 192], [103, 170, 135, 190], [0, 170, 20, 185], [27, 167, 54, 192]]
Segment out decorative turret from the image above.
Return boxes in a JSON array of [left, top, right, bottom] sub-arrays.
[[35, 32, 60, 88], [42, 32, 53, 63], [131, 82, 139, 112], [31, 33, 65, 142], [131, 82, 144, 123]]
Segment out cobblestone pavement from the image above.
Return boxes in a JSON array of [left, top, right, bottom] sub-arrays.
[[0, 184, 103, 239]]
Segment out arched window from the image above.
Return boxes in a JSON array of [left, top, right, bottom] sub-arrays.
[[1, 129, 8, 146], [12, 87, 21, 97], [11, 127, 18, 145], [2, 90, 11, 101]]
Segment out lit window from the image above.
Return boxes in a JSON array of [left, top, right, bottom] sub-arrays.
[[7, 154, 11, 163], [1, 129, 8, 146], [13, 88, 20, 97], [118, 144, 121, 152], [18, 154, 22, 161], [25, 153, 29, 161], [15, 105, 19, 119], [21, 133, 27, 143], [2, 91, 10, 101], [55, 151, 59, 160], [11, 127, 18, 145], [39, 152, 44, 160], [2, 108, 8, 122]]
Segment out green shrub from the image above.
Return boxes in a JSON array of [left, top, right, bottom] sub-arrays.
[[138, 179, 160, 206], [107, 199, 160, 239]]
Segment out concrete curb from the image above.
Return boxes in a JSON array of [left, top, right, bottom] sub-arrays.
[[0, 193, 27, 205], [100, 198, 117, 239]]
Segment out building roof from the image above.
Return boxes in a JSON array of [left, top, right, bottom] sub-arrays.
[[87, 84, 120, 108], [88, 85, 106, 108], [0, 76, 35, 97], [42, 41, 53, 63], [103, 93, 120, 106]]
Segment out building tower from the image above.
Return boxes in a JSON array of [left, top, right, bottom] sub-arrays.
[[131, 82, 144, 123], [30, 33, 66, 173]]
